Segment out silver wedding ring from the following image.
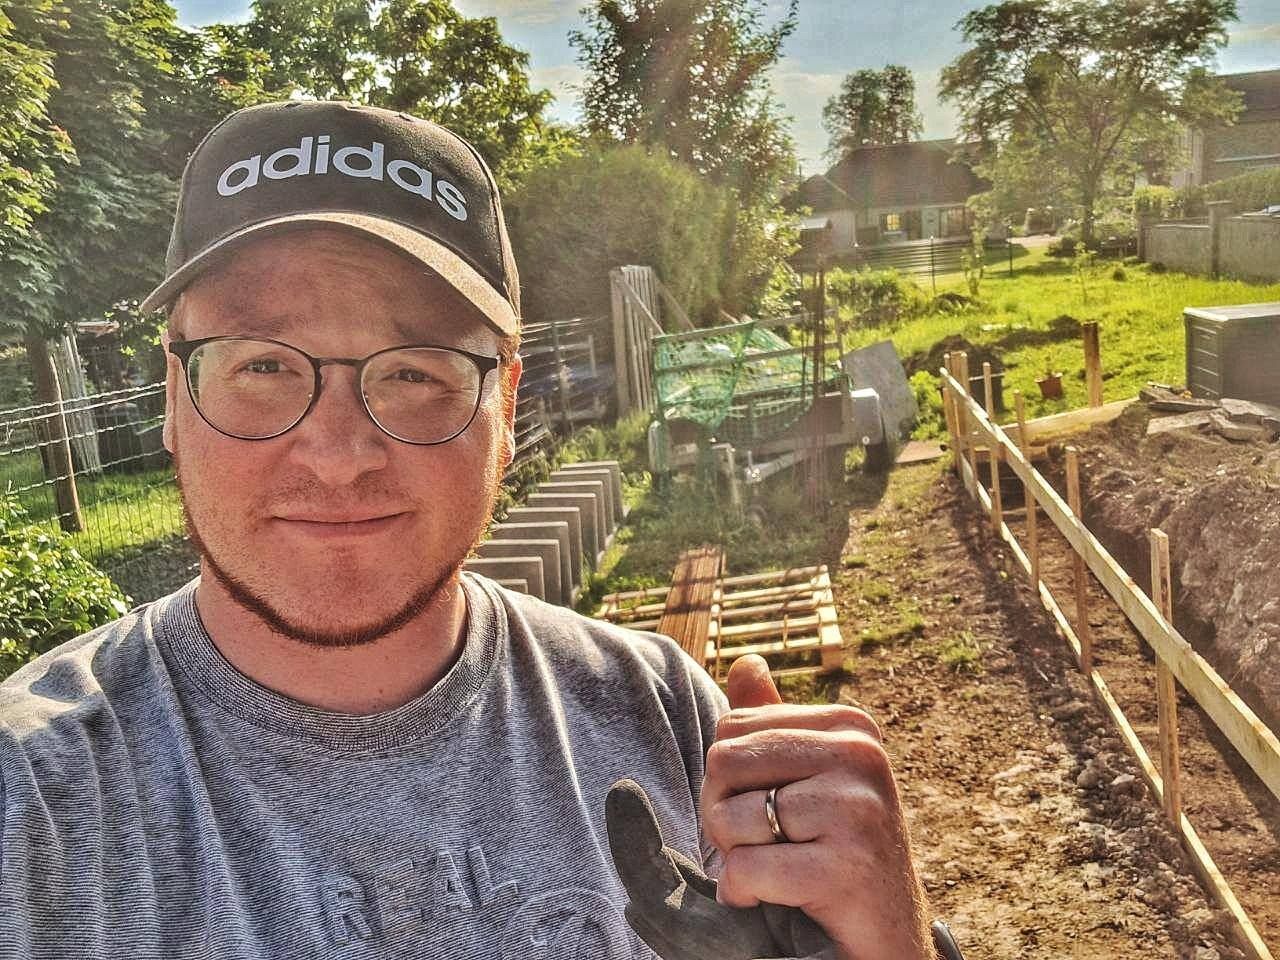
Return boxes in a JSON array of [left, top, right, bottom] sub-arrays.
[[764, 786, 790, 843]]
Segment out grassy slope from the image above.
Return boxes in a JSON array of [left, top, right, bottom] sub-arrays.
[[841, 249, 1280, 430]]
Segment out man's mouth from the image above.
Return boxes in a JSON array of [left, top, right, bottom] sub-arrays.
[[272, 512, 410, 539]]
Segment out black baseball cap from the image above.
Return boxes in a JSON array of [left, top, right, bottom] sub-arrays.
[[141, 100, 521, 336]]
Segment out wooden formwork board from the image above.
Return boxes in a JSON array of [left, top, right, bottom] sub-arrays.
[[597, 566, 845, 681]]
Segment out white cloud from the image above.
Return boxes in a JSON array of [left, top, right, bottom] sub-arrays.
[[768, 61, 845, 172], [452, 0, 574, 26], [1229, 22, 1280, 44], [530, 64, 586, 124]]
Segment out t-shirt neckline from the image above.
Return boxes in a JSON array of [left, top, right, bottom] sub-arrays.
[[157, 572, 503, 752]]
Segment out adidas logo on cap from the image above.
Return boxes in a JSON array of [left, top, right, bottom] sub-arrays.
[[216, 134, 470, 221]]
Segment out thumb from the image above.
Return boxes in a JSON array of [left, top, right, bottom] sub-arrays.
[[725, 654, 782, 710]]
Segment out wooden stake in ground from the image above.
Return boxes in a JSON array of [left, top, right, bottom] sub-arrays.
[[1066, 447, 1093, 674], [1150, 528, 1183, 824], [1014, 390, 1040, 588], [942, 352, 962, 476], [23, 329, 83, 533], [957, 352, 978, 488], [983, 362, 1003, 534], [1083, 321, 1104, 408]]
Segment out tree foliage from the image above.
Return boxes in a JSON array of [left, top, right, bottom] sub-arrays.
[[821, 65, 922, 159], [569, 0, 799, 319], [0, 0, 259, 339], [571, 0, 796, 190], [0, 0, 68, 242], [240, 0, 576, 187], [940, 0, 1241, 244], [506, 142, 732, 325]]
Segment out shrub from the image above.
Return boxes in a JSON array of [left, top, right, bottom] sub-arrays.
[[0, 494, 130, 681], [1132, 185, 1178, 218], [908, 370, 945, 440], [1111, 266, 1128, 281], [1205, 166, 1280, 214], [826, 268, 928, 326], [1149, 260, 1168, 273], [1047, 236, 1078, 258], [505, 143, 732, 325]]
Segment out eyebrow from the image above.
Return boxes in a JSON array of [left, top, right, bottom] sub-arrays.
[[232, 312, 436, 345]]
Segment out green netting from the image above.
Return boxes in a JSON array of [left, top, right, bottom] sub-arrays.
[[652, 319, 844, 446]]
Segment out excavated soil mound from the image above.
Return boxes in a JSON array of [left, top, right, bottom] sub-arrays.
[[1057, 405, 1280, 734]]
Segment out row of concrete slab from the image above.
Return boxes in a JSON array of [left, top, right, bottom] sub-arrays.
[[462, 460, 625, 606]]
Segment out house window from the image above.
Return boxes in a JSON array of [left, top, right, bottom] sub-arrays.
[[881, 212, 902, 233], [941, 206, 969, 237]]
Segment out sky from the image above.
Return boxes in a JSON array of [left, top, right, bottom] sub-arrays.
[[173, 0, 1280, 175]]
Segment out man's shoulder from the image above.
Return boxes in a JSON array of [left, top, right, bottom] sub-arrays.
[[482, 576, 680, 659], [0, 595, 163, 756], [471, 573, 723, 701]]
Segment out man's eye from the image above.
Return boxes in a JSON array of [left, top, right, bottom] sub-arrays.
[[393, 368, 433, 383], [244, 359, 283, 374]]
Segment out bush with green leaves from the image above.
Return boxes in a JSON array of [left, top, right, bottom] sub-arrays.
[[0, 494, 130, 681], [826, 268, 929, 326], [505, 143, 733, 325], [1205, 166, 1280, 214]]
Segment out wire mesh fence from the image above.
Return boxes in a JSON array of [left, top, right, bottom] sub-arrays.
[[0, 381, 192, 599]]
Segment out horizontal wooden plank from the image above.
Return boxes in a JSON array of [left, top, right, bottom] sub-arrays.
[[944, 369, 1280, 806], [955, 452, 1273, 960]]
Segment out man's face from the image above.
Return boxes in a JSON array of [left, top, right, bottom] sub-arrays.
[[162, 228, 520, 646]]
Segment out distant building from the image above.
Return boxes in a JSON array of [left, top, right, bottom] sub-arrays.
[[787, 139, 988, 248], [1172, 69, 1280, 188]]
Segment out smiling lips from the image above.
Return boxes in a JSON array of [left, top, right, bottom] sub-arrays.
[[273, 512, 409, 539]]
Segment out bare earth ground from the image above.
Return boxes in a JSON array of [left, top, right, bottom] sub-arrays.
[[781, 459, 1277, 960]]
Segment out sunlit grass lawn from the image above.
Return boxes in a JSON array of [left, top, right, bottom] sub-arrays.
[[0, 450, 183, 566], [842, 248, 1280, 426]]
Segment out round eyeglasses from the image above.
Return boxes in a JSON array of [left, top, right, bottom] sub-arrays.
[[167, 337, 501, 445]]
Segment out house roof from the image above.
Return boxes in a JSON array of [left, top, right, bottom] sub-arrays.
[[1221, 69, 1280, 120], [787, 139, 987, 213]]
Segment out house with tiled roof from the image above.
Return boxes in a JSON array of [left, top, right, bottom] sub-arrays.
[[787, 139, 988, 249], [1172, 68, 1280, 187]]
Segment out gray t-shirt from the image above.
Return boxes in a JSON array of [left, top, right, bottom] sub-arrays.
[[0, 573, 728, 959]]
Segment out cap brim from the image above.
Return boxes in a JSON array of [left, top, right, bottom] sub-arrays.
[[139, 212, 519, 337]]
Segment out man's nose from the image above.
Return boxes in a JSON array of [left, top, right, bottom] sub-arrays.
[[284, 365, 390, 485]]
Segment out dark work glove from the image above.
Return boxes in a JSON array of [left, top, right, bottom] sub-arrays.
[[604, 779, 837, 960]]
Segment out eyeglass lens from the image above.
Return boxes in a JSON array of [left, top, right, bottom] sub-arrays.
[[186, 339, 483, 443]]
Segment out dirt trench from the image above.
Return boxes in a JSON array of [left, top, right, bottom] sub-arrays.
[[803, 459, 1277, 960], [1054, 404, 1280, 737]]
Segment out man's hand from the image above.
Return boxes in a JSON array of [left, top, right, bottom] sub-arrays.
[[700, 655, 932, 960]]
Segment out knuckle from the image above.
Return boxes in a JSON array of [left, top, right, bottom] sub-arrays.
[[825, 704, 883, 739], [831, 730, 894, 778]]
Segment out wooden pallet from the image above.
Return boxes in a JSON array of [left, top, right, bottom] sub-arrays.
[[597, 564, 844, 681]]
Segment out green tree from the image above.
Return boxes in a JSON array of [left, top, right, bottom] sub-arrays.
[[571, 0, 796, 186], [0, 0, 259, 530], [822, 65, 922, 159], [570, 0, 799, 316], [505, 142, 731, 324], [242, 0, 573, 186], [939, 0, 1241, 245], [0, 0, 68, 243]]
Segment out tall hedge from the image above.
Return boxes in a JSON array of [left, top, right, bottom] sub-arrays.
[[1205, 166, 1280, 213], [504, 143, 732, 325]]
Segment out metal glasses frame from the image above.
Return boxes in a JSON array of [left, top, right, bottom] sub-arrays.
[[167, 336, 501, 445]]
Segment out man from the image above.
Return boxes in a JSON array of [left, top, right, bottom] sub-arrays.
[[0, 101, 954, 959]]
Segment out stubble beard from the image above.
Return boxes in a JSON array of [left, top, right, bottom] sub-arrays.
[[174, 460, 499, 649]]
